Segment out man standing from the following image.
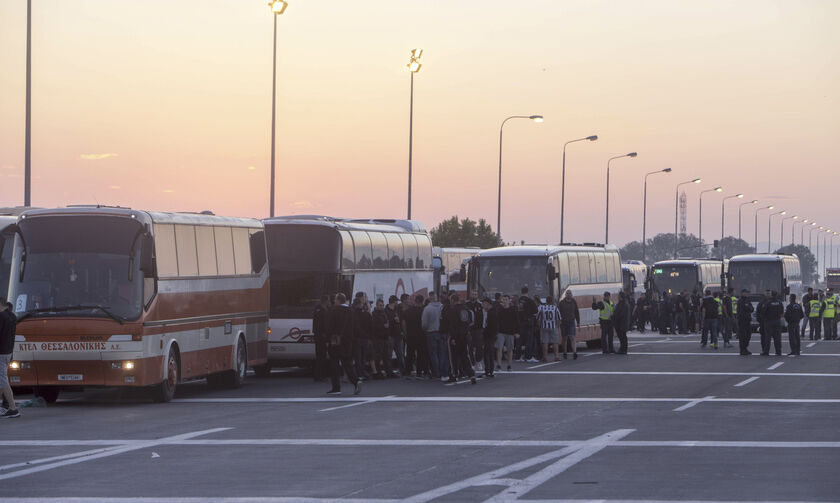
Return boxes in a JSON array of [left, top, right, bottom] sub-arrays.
[[807, 291, 823, 340], [422, 293, 447, 381], [447, 294, 477, 384], [558, 291, 581, 359], [613, 291, 631, 354], [536, 295, 561, 362], [784, 293, 804, 356], [481, 298, 499, 378], [466, 293, 485, 372], [312, 295, 330, 382], [371, 298, 394, 379], [700, 289, 719, 349], [737, 289, 755, 355], [385, 296, 405, 376], [822, 289, 836, 341], [403, 294, 427, 378], [0, 301, 20, 418], [326, 293, 361, 395], [762, 291, 785, 356], [756, 289, 771, 344], [801, 287, 815, 339], [727, 287, 739, 345], [592, 291, 615, 354], [497, 295, 519, 371], [634, 292, 650, 333]]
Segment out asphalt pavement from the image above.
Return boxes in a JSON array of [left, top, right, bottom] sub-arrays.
[[2, 331, 839, 503]]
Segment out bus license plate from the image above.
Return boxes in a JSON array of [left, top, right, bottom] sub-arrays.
[[58, 374, 83, 381]]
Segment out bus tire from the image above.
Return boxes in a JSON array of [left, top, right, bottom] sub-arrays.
[[220, 336, 248, 389], [253, 364, 272, 377], [34, 386, 60, 404], [152, 347, 179, 403], [586, 339, 601, 349]]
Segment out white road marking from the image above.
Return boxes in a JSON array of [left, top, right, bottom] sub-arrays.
[[401, 429, 635, 503], [807, 342, 817, 348], [500, 370, 840, 377], [0, 428, 230, 481], [768, 362, 785, 370], [319, 395, 396, 412], [527, 361, 560, 369], [483, 430, 635, 502], [590, 351, 840, 357], [735, 376, 761, 387], [672, 396, 714, 412], [5, 499, 837, 503], [628, 344, 644, 348]]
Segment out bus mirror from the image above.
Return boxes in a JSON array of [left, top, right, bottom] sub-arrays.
[[140, 234, 155, 277], [547, 264, 558, 280]]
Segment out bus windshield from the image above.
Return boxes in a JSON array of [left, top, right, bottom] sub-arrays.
[[0, 229, 14, 299], [9, 216, 145, 321], [476, 256, 550, 299], [651, 265, 698, 294], [269, 271, 342, 319], [728, 261, 782, 296]]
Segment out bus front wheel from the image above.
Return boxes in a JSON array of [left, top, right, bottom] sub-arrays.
[[34, 386, 60, 403], [152, 348, 179, 403], [218, 336, 248, 389]]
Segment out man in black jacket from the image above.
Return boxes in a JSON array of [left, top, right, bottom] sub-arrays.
[[784, 293, 804, 356], [1, 301, 20, 418], [326, 293, 361, 395], [447, 294, 477, 384], [481, 298, 498, 378], [614, 291, 631, 354], [736, 289, 755, 355], [761, 291, 785, 356], [466, 293, 484, 372]]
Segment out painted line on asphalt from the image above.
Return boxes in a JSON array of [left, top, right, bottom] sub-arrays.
[[445, 376, 485, 386], [768, 362, 785, 370], [527, 361, 560, 369], [7, 499, 839, 503], [734, 377, 761, 387], [319, 395, 396, 412], [0, 428, 231, 481], [807, 342, 817, 348], [672, 396, 714, 412], [498, 370, 840, 377], [590, 351, 840, 357]]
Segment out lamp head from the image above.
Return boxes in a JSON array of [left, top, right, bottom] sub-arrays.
[[714, 187, 723, 192], [750, 199, 758, 204], [767, 205, 774, 210], [780, 211, 787, 215], [793, 215, 799, 220], [269, 0, 288, 14], [408, 48, 423, 73], [408, 61, 422, 73], [529, 115, 544, 122], [627, 152, 638, 158], [692, 178, 701, 184], [662, 168, 672, 173], [411, 48, 423, 59], [811, 222, 817, 226], [586, 135, 598, 141], [736, 193, 744, 198]]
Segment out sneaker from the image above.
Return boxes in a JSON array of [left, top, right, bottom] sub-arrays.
[[1, 409, 20, 418], [354, 381, 362, 395], [326, 389, 341, 395], [441, 376, 449, 382], [506, 365, 512, 371], [573, 353, 578, 360], [470, 377, 477, 384]]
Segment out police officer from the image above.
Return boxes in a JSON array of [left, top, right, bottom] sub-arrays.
[[727, 287, 739, 345], [784, 293, 804, 356], [801, 287, 815, 339], [714, 291, 725, 345], [592, 291, 615, 354], [761, 291, 785, 356], [737, 289, 755, 355], [824, 288, 837, 340], [808, 291, 823, 340]]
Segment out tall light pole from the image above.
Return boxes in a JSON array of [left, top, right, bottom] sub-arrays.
[[768, 210, 786, 253], [674, 178, 701, 258], [560, 134, 598, 244], [755, 205, 773, 253], [823, 229, 832, 280], [698, 186, 723, 245], [781, 215, 797, 250], [738, 199, 757, 241], [406, 48, 422, 219], [794, 219, 809, 246], [808, 223, 819, 250], [721, 193, 743, 243], [268, 0, 288, 218], [24, 0, 32, 206], [497, 115, 543, 244], [809, 225, 823, 255], [605, 152, 637, 244], [642, 168, 671, 263]]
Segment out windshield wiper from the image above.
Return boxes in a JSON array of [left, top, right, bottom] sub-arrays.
[[18, 304, 125, 324]]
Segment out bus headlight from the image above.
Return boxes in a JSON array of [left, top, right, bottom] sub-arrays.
[[9, 361, 20, 370], [111, 361, 135, 370], [123, 361, 135, 370]]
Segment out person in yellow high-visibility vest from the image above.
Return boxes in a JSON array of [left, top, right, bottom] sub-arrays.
[[808, 291, 823, 340], [822, 289, 836, 341], [728, 287, 739, 343], [592, 291, 615, 354], [828, 289, 839, 340], [714, 292, 725, 346]]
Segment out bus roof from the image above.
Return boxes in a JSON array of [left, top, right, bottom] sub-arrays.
[[652, 258, 723, 266], [729, 253, 798, 262], [475, 244, 619, 258], [18, 207, 262, 228], [264, 215, 428, 234], [433, 247, 482, 255]]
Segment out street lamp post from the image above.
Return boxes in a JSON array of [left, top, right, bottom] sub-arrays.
[[781, 215, 797, 250], [794, 219, 809, 246], [268, 0, 288, 218], [800, 220, 813, 246], [699, 186, 723, 245], [738, 200, 757, 241], [560, 134, 598, 244], [721, 193, 744, 244], [497, 115, 543, 244], [755, 205, 773, 253], [768, 210, 786, 253], [810, 225, 823, 255], [406, 49, 422, 219], [674, 178, 701, 258], [24, 0, 32, 206], [605, 152, 637, 244], [642, 168, 671, 263], [824, 229, 832, 280]]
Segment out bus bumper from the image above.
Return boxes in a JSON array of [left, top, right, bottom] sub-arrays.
[[8, 356, 162, 388]]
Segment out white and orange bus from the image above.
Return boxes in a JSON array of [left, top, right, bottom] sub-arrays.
[[433, 247, 482, 299], [467, 244, 623, 347], [6, 206, 269, 402], [263, 216, 434, 366]]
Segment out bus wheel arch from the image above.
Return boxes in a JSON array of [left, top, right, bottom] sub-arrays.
[[153, 343, 180, 403]]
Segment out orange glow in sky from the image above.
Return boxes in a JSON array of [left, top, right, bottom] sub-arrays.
[[0, 0, 838, 247]]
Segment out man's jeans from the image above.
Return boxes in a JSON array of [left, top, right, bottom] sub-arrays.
[[391, 335, 406, 374], [426, 331, 450, 378], [701, 318, 718, 345]]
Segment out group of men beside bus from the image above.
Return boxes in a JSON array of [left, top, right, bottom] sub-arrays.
[[799, 287, 839, 341], [311, 287, 590, 393]]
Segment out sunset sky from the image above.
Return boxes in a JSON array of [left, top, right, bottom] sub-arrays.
[[1, 0, 838, 250]]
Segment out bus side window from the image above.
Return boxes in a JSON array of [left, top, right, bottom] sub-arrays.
[[558, 254, 570, 289], [340, 231, 355, 270], [369, 232, 388, 269], [568, 253, 579, 284], [196, 225, 218, 276], [577, 252, 590, 283], [401, 234, 418, 269], [351, 231, 372, 269], [154, 224, 178, 277], [594, 252, 606, 283], [214, 227, 236, 276], [385, 233, 404, 269], [416, 235, 433, 269], [174, 225, 199, 277], [232, 227, 252, 275]]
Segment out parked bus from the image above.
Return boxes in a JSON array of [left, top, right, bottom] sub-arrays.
[[433, 247, 481, 298], [263, 216, 434, 367], [649, 259, 724, 297], [6, 206, 269, 402], [621, 260, 648, 298], [467, 244, 622, 346], [727, 253, 802, 332], [826, 268, 840, 292]]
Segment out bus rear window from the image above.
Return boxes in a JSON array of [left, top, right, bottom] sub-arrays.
[[266, 225, 340, 272]]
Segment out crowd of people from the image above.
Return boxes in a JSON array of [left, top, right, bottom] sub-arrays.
[[312, 287, 588, 395]]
